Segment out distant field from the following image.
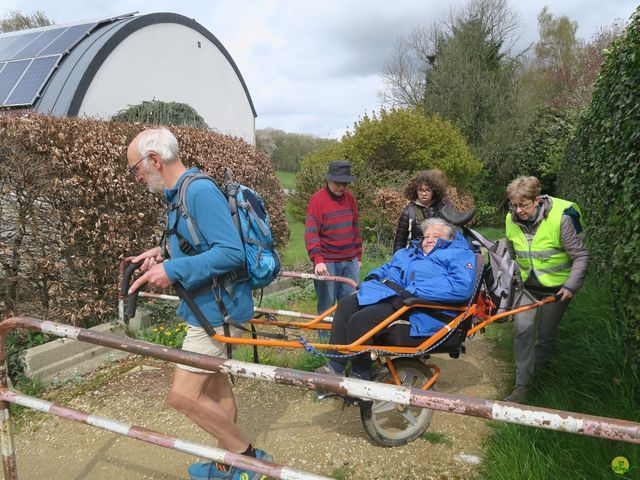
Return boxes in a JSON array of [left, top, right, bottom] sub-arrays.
[[281, 202, 309, 269], [277, 170, 297, 190]]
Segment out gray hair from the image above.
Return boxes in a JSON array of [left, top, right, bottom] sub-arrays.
[[421, 217, 456, 240], [506, 176, 541, 200], [137, 127, 179, 164]]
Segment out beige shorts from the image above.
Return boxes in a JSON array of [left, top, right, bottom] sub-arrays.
[[178, 324, 244, 373]]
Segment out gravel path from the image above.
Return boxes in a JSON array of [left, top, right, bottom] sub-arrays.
[[11, 334, 508, 479]]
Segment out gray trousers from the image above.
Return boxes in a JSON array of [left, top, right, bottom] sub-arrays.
[[514, 287, 570, 386]]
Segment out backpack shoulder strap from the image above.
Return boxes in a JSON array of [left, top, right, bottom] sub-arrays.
[[176, 172, 223, 248], [407, 204, 416, 236], [414, 204, 426, 222]]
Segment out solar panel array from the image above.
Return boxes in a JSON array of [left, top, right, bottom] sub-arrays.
[[0, 22, 96, 107]]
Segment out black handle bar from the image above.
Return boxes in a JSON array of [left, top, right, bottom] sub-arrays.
[[122, 262, 144, 318], [121, 261, 217, 337]]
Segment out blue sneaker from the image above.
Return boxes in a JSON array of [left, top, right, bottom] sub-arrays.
[[188, 461, 230, 479], [228, 449, 273, 480]]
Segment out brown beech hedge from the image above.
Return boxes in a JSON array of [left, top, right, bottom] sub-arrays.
[[0, 114, 286, 326]]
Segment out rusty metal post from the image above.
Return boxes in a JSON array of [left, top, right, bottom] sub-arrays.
[[0, 332, 17, 480], [1, 316, 639, 446], [0, 388, 328, 480]]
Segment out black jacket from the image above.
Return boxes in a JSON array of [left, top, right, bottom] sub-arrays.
[[392, 199, 450, 252]]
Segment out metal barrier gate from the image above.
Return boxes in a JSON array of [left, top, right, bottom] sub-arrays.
[[1, 316, 639, 480]]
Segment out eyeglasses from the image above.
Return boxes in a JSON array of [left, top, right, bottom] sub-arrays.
[[128, 155, 148, 178], [417, 186, 433, 193], [509, 199, 534, 211]]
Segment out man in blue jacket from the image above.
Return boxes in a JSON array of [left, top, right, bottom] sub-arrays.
[[321, 217, 476, 380], [127, 128, 271, 480]]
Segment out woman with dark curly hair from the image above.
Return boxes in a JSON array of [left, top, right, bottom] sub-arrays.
[[392, 169, 452, 252]]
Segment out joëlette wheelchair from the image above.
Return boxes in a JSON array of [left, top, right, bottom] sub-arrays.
[[121, 208, 558, 447]]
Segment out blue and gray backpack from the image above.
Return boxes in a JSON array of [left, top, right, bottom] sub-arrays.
[[169, 169, 281, 291]]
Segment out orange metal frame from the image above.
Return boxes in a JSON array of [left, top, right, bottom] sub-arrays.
[[121, 263, 556, 394], [225, 302, 472, 354], [209, 294, 555, 392], [219, 295, 554, 354]]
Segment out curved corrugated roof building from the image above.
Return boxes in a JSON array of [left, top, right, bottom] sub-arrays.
[[0, 12, 257, 143]]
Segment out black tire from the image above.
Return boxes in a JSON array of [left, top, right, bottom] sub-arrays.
[[360, 358, 435, 447]]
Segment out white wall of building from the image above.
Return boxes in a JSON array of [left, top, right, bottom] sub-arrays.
[[78, 23, 255, 144]]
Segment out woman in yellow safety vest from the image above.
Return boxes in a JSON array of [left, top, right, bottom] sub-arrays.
[[503, 176, 590, 403]]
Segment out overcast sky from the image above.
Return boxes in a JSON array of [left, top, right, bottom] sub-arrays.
[[2, 0, 638, 138]]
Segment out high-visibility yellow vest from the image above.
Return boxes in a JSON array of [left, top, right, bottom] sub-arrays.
[[505, 197, 583, 287]]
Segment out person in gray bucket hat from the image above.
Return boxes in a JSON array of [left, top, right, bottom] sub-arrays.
[[325, 159, 357, 183], [305, 160, 362, 340]]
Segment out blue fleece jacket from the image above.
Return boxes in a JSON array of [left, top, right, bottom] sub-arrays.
[[162, 168, 253, 327], [357, 232, 476, 337]]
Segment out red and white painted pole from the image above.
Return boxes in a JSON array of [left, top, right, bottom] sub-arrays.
[[1, 316, 639, 479]]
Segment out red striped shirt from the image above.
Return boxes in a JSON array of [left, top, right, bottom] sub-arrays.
[[304, 187, 362, 264]]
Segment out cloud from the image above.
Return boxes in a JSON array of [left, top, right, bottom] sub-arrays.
[[2, 0, 638, 138]]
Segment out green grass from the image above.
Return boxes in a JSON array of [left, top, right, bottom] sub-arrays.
[[277, 170, 297, 190], [244, 284, 326, 370], [233, 344, 326, 371], [474, 226, 504, 241], [330, 465, 353, 480], [281, 202, 309, 269], [421, 431, 453, 445], [360, 242, 388, 282], [482, 275, 640, 479]]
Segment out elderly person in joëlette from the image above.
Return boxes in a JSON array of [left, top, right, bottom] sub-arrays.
[[318, 217, 476, 380]]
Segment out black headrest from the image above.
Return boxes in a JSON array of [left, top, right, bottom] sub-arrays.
[[441, 204, 475, 226]]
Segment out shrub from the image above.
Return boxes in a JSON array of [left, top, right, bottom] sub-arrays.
[[0, 114, 287, 326], [558, 6, 640, 362], [290, 108, 480, 243], [142, 322, 188, 348], [112, 100, 209, 130], [342, 109, 481, 187]]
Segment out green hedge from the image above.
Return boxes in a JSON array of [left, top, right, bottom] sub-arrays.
[[558, 6, 640, 362]]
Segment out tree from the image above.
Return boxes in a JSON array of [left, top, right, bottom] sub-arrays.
[[0, 10, 52, 32], [255, 128, 337, 172], [421, 0, 523, 216], [255, 128, 278, 159], [379, 24, 441, 109], [529, 8, 625, 111], [514, 107, 572, 195], [381, 0, 524, 220], [534, 6, 580, 109], [342, 108, 481, 186], [381, 0, 520, 110]]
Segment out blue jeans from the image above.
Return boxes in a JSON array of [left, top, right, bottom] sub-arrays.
[[314, 258, 360, 341]]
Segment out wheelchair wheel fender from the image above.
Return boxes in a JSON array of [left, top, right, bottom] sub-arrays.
[[360, 358, 435, 447]]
